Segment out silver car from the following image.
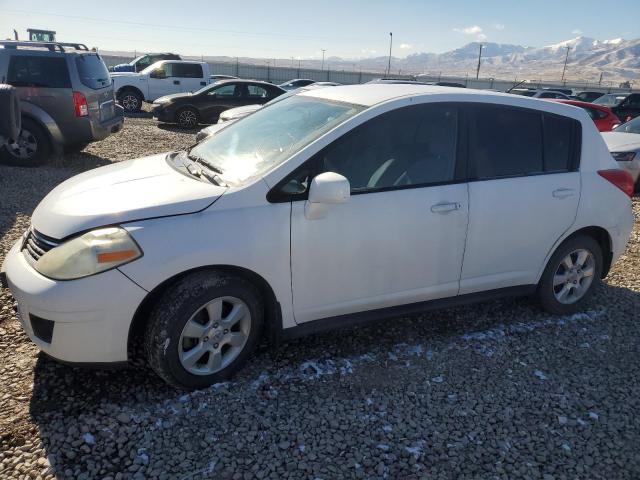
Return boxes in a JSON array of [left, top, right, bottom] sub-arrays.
[[0, 40, 124, 166]]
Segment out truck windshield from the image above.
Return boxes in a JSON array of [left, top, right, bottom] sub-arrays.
[[188, 95, 364, 185], [76, 54, 111, 89]]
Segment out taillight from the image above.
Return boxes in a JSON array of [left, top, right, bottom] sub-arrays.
[[598, 169, 634, 197], [73, 91, 89, 117]]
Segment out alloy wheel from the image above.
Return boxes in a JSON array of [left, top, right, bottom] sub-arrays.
[[178, 296, 251, 376], [178, 110, 198, 128], [7, 129, 37, 160], [121, 94, 139, 112], [552, 248, 595, 304]]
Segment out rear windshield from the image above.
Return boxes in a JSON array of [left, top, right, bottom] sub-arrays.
[[75, 54, 111, 90], [594, 94, 626, 107]]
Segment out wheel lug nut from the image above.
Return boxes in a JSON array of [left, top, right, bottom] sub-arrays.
[[223, 329, 228, 334], [203, 337, 208, 342], [213, 323, 219, 328], [213, 343, 219, 348]]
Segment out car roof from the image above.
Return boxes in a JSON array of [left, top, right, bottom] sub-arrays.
[[215, 78, 282, 87], [550, 99, 612, 110], [299, 84, 593, 121]]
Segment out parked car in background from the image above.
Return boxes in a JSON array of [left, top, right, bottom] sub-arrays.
[[435, 81, 466, 88], [112, 60, 211, 113], [211, 75, 237, 82], [575, 91, 605, 103], [509, 88, 571, 99], [195, 83, 339, 141], [549, 99, 621, 132], [1, 85, 634, 389], [542, 87, 573, 96], [109, 53, 181, 73], [0, 40, 123, 166], [152, 79, 285, 127], [279, 79, 315, 90], [367, 79, 433, 85], [593, 93, 640, 122], [602, 116, 640, 190]]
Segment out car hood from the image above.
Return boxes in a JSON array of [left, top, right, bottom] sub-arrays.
[[220, 104, 261, 120], [111, 64, 135, 72], [109, 71, 141, 79], [32, 153, 226, 239], [155, 92, 193, 103], [601, 132, 640, 151]]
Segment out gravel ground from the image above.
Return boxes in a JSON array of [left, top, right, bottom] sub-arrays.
[[1, 116, 640, 479]]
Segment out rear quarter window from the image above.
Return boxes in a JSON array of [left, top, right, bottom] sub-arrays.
[[7, 55, 71, 88], [75, 54, 111, 89], [543, 113, 581, 172]]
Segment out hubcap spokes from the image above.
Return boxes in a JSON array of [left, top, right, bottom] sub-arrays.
[[122, 95, 138, 111], [8, 129, 37, 159], [179, 111, 197, 127], [553, 248, 595, 304], [178, 296, 251, 375]]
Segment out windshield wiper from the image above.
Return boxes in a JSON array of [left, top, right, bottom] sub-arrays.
[[186, 163, 227, 186], [186, 152, 224, 175]]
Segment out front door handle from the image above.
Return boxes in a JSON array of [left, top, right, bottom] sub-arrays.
[[173, 80, 180, 85], [431, 202, 461, 213], [553, 188, 574, 199]]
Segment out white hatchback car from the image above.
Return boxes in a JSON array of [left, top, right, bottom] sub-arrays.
[[1, 85, 635, 389]]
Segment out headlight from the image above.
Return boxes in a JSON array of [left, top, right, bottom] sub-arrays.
[[611, 151, 637, 162], [34, 227, 142, 280]]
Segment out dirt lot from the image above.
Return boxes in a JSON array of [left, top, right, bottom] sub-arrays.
[[1, 116, 640, 479]]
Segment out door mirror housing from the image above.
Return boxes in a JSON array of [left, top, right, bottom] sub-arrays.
[[150, 69, 166, 79], [305, 172, 350, 220]]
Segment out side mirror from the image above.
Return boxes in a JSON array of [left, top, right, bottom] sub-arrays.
[[305, 172, 350, 220], [150, 69, 166, 79]]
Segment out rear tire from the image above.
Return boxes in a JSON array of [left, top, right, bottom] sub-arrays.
[[0, 118, 50, 167], [117, 89, 143, 113], [144, 271, 264, 389], [537, 235, 602, 315], [176, 107, 200, 129]]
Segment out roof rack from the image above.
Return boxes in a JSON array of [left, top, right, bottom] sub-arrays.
[[0, 40, 89, 52]]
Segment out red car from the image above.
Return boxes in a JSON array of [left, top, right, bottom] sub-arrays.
[[548, 99, 621, 132]]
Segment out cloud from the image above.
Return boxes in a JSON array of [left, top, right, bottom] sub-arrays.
[[399, 43, 412, 50], [453, 25, 483, 35], [477, 33, 488, 41], [360, 48, 378, 55], [493, 23, 505, 30], [572, 29, 582, 34]]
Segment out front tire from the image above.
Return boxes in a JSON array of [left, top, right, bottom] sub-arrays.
[[176, 107, 199, 128], [537, 235, 602, 315], [0, 118, 50, 167], [117, 89, 143, 113], [144, 271, 264, 389]]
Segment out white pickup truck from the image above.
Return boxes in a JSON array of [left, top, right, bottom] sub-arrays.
[[111, 60, 211, 112]]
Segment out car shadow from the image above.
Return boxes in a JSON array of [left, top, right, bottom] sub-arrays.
[[157, 123, 204, 134], [27, 280, 640, 476]]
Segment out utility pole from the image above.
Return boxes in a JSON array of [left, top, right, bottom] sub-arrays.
[[561, 46, 571, 83], [598, 71, 604, 85], [475, 44, 484, 79], [386, 32, 393, 77], [291, 57, 294, 68], [321, 49, 326, 70]]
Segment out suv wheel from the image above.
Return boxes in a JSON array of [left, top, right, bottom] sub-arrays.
[[176, 108, 199, 128], [0, 118, 50, 167], [537, 235, 602, 315], [144, 271, 264, 389], [118, 90, 143, 113]]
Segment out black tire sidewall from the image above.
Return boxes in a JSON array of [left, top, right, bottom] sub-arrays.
[[145, 272, 263, 389], [0, 117, 50, 167], [538, 235, 603, 315]]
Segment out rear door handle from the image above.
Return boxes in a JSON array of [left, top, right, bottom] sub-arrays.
[[431, 202, 461, 213], [553, 188, 574, 199]]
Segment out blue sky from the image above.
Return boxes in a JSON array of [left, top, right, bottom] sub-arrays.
[[1, 0, 639, 59]]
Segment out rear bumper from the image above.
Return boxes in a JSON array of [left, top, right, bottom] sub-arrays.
[[90, 105, 125, 141], [1, 238, 147, 364]]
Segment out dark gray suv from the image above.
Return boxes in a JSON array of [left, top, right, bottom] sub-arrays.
[[0, 41, 124, 166]]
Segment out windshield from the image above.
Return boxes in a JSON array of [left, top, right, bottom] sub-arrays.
[[76, 54, 111, 89], [614, 116, 640, 134], [188, 95, 364, 185], [594, 94, 626, 107], [511, 90, 536, 97]]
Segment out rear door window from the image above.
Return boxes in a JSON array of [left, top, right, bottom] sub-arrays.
[[7, 55, 71, 88], [543, 113, 581, 172], [75, 54, 111, 89], [468, 105, 543, 179], [173, 63, 203, 78]]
